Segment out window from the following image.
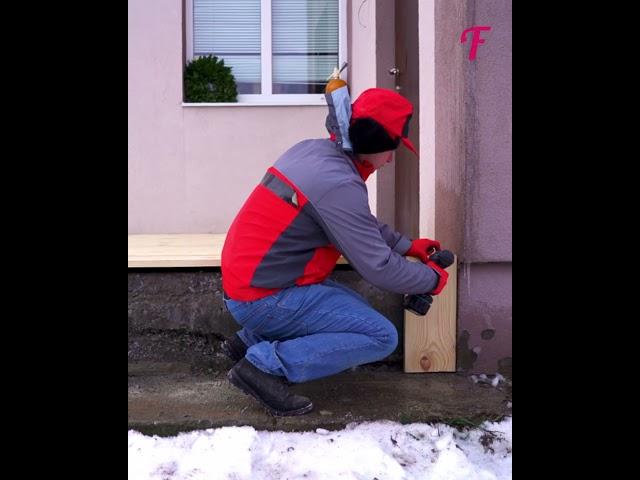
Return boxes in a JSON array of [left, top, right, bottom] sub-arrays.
[[186, 0, 347, 104]]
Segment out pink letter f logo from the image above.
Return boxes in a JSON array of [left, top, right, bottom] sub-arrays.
[[461, 26, 491, 61]]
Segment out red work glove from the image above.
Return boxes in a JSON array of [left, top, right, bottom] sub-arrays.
[[426, 259, 449, 295], [405, 238, 441, 264]]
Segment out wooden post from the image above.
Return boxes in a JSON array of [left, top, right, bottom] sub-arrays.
[[404, 256, 457, 372]]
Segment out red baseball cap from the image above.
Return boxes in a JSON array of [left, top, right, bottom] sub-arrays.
[[351, 88, 417, 155]]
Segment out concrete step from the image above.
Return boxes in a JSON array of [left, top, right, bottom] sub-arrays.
[[128, 363, 511, 436], [128, 268, 406, 365]]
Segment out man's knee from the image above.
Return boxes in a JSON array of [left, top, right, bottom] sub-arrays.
[[374, 317, 398, 357], [385, 324, 399, 355]]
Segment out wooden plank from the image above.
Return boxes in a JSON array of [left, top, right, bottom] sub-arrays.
[[404, 256, 457, 372], [128, 234, 226, 267], [128, 234, 349, 268]]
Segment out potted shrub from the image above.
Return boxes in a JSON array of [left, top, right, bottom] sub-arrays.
[[184, 55, 238, 102]]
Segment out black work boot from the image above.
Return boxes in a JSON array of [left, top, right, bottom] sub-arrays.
[[220, 333, 248, 362], [227, 358, 313, 416]]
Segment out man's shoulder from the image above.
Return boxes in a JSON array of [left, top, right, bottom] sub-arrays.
[[285, 138, 344, 157], [274, 139, 361, 202]]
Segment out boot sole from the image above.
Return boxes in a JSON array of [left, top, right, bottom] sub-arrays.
[[227, 369, 313, 417]]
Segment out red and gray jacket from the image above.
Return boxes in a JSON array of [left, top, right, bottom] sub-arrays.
[[221, 139, 439, 301]]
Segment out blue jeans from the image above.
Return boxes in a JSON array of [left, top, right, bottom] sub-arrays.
[[223, 280, 398, 383]]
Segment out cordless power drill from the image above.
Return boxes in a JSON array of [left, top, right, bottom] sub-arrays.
[[403, 249, 455, 316]]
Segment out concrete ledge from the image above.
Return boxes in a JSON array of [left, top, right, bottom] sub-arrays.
[[128, 368, 511, 436], [128, 268, 405, 362]]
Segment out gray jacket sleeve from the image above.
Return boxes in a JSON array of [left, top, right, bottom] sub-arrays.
[[376, 219, 412, 255], [312, 179, 438, 294]]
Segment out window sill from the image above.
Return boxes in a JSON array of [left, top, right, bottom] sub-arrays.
[[182, 100, 327, 107]]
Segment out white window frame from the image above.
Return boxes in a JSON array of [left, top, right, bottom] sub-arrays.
[[185, 0, 347, 106]]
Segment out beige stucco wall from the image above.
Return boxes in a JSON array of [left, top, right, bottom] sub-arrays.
[[128, 0, 379, 233], [431, 0, 512, 375]]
